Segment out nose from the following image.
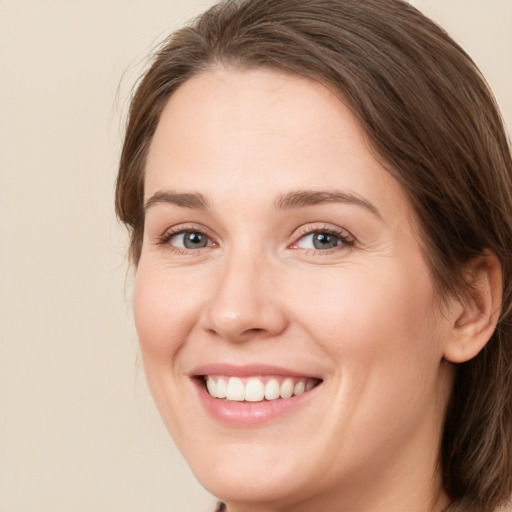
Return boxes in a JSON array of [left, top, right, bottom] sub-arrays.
[[199, 250, 288, 342]]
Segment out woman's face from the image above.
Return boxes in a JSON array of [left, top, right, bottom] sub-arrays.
[[135, 67, 455, 510]]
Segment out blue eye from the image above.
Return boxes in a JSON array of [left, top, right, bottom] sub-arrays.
[[296, 232, 341, 250], [169, 231, 211, 249], [294, 228, 353, 251]]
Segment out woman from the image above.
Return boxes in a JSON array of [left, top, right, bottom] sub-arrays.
[[116, 0, 512, 510]]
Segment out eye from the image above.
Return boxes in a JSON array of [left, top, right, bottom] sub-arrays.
[[159, 229, 215, 250], [173, 231, 209, 249], [292, 227, 354, 252], [296, 232, 341, 250]]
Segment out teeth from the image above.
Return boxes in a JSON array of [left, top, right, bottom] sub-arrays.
[[280, 378, 294, 399], [293, 380, 305, 396], [206, 377, 217, 397], [305, 380, 315, 391], [245, 378, 265, 402], [205, 376, 318, 402], [226, 377, 245, 401], [216, 377, 227, 399], [264, 378, 280, 400]]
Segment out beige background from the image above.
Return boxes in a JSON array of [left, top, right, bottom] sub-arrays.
[[0, 1, 510, 511]]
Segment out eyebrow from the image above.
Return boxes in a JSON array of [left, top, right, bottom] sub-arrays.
[[144, 188, 380, 218], [144, 191, 209, 212], [275, 190, 381, 217]]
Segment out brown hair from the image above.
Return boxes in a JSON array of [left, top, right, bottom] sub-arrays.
[[116, 0, 512, 509]]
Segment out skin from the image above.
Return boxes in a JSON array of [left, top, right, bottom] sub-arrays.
[[133, 67, 486, 512]]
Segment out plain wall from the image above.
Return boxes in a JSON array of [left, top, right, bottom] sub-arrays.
[[0, 1, 510, 511]]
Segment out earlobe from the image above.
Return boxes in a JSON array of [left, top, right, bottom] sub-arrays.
[[443, 250, 503, 364]]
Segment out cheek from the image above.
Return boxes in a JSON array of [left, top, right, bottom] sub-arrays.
[[289, 256, 443, 378], [132, 264, 205, 439], [289, 259, 447, 456], [133, 265, 198, 364]]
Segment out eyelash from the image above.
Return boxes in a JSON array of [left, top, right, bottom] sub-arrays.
[[156, 224, 355, 255], [156, 224, 216, 254], [290, 225, 355, 254]]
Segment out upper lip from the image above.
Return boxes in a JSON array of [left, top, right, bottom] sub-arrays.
[[189, 363, 321, 379]]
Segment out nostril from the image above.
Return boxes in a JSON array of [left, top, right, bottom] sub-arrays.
[[241, 327, 268, 337], [200, 295, 288, 341]]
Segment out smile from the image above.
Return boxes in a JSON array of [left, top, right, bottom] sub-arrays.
[[191, 364, 323, 425], [204, 375, 318, 402]]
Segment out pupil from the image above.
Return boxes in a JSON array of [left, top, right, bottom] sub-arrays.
[[313, 233, 337, 249], [184, 232, 206, 249]]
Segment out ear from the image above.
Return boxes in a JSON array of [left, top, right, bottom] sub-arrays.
[[443, 250, 503, 363]]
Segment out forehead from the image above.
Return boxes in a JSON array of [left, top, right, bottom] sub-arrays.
[[144, 66, 410, 222]]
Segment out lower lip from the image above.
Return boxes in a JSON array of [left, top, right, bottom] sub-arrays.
[[193, 379, 319, 426]]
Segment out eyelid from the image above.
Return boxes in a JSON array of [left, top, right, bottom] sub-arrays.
[[288, 223, 355, 251], [156, 223, 217, 249], [153, 222, 354, 255]]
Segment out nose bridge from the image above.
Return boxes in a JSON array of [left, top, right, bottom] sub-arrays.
[[201, 243, 287, 341]]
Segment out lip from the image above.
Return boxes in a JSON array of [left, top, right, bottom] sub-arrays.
[[190, 363, 322, 426], [189, 363, 321, 379]]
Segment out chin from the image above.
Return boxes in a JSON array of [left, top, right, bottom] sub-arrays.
[[190, 456, 313, 508]]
